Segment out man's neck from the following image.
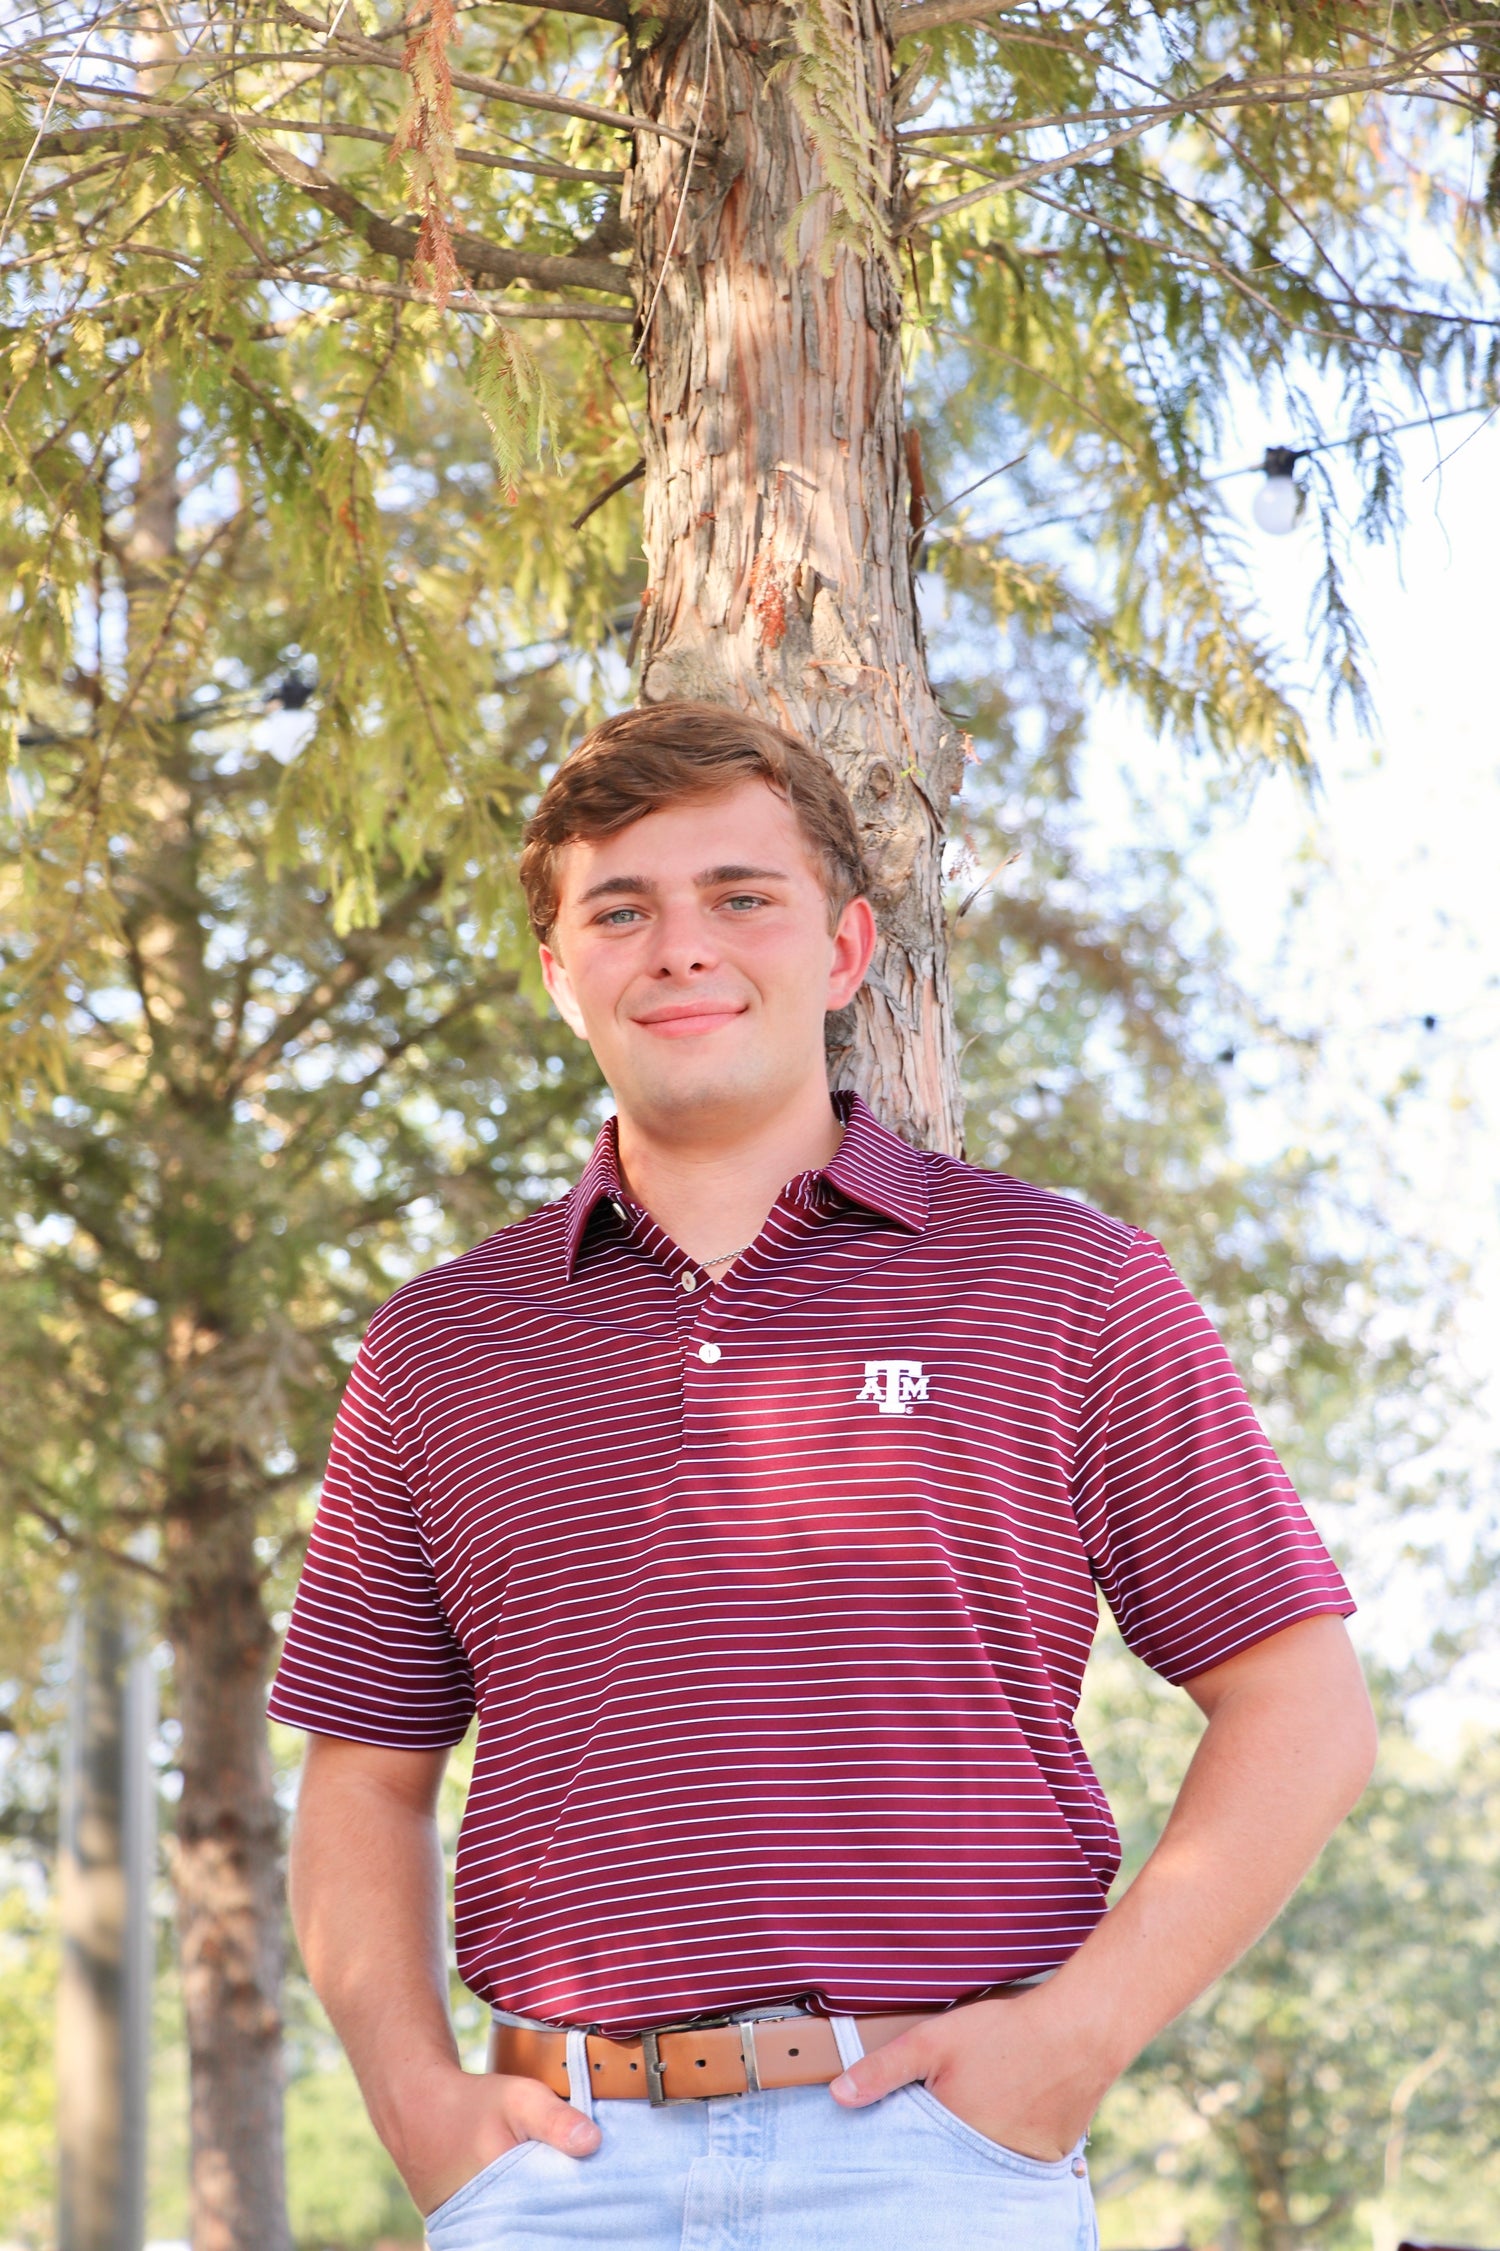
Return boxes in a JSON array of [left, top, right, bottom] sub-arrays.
[[613, 1085, 845, 1270]]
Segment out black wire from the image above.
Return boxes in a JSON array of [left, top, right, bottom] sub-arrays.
[[926, 402, 1498, 546]]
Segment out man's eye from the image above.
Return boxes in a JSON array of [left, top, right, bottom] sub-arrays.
[[596, 906, 643, 927], [721, 893, 767, 912]]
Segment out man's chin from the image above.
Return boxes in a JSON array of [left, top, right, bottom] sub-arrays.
[[618, 1058, 778, 1130]]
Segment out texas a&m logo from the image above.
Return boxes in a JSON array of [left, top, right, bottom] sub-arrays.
[[856, 1360, 929, 1416]]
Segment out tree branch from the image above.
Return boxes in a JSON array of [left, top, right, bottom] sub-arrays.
[[233, 267, 634, 318], [902, 34, 1489, 161], [0, 114, 623, 186], [904, 42, 1488, 231], [268, 7, 696, 145], [570, 455, 645, 529], [225, 870, 446, 1099], [531, 0, 629, 19], [894, 0, 1028, 33], [11, 1493, 169, 1586], [247, 137, 633, 298]]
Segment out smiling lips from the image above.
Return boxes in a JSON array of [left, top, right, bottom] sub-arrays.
[[631, 999, 750, 1039]]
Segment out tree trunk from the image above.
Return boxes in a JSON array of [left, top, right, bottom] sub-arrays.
[[56, 1575, 154, 2251], [118, 281, 294, 2249], [168, 1490, 292, 2251], [1228, 2045, 1300, 2251], [625, 0, 965, 1153]]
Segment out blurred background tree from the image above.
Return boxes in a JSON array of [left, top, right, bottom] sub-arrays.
[[3, 0, 1499, 2245]]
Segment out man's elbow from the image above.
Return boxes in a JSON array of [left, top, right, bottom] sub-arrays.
[[1315, 1628, 1379, 1820], [1336, 1665, 1380, 1810]]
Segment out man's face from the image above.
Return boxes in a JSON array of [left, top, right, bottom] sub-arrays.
[[539, 779, 876, 1139]]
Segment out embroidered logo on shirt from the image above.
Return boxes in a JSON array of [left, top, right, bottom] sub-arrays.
[[857, 1359, 929, 1415]]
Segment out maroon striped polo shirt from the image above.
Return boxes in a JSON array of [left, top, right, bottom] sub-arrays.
[[269, 1094, 1352, 2034]]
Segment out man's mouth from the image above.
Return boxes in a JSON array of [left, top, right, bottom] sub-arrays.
[[630, 1001, 748, 1039]]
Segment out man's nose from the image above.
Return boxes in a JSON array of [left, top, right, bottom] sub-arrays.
[[646, 898, 720, 977]]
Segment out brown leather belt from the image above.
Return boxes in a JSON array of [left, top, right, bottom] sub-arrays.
[[488, 2013, 929, 2105]]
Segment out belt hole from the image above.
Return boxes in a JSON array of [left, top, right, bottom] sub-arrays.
[[696, 2057, 706, 2068], [788, 2046, 799, 2056], [629, 2061, 638, 2071], [593, 2062, 602, 2072]]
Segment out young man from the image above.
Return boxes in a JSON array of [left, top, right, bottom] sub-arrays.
[[271, 702, 1375, 2250]]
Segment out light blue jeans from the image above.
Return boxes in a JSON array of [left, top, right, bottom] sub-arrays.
[[424, 2020, 1097, 2250]]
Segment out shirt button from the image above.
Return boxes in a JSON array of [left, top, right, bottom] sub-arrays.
[[680, 1271, 698, 1293], [697, 1342, 721, 1364]]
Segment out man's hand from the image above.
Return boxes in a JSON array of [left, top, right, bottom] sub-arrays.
[[288, 1737, 602, 2219], [830, 1988, 1100, 2159], [388, 2058, 600, 2219]]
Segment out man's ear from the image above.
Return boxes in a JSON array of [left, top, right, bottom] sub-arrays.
[[539, 943, 588, 1038], [827, 896, 878, 1011]]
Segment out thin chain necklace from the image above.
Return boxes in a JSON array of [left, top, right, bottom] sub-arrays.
[[698, 1238, 754, 1270]]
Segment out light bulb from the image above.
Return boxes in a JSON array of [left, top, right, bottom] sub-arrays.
[[1251, 446, 1303, 536]]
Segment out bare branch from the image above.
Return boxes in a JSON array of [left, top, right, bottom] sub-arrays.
[[255, 270, 633, 317], [268, 7, 697, 145], [570, 454, 644, 529], [226, 871, 445, 1099], [905, 96, 1196, 146], [246, 137, 633, 298], [894, 0, 1028, 33], [904, 39, 1490, 231], [11, 1493, 169, 1586], [0, 114, 622, 185], [530, 0, 629, 19]]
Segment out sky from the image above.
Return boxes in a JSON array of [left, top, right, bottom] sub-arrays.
[[1083, 416, 1500, 1726]]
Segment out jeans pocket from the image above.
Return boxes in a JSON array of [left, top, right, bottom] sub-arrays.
[[902, 2085, 1082, 2179], [423, 2140, 540, 2240]]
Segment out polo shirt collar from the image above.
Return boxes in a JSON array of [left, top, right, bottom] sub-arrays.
[[820, 1092, 930, 1233], [560, 1125, 630, 1278], [560, 1092, 929, 1279]]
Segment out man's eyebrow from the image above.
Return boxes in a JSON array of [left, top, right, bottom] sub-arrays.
[[576, 864, 790, 906], [696, 864, 789, 885], [577, 874, 657, 904]]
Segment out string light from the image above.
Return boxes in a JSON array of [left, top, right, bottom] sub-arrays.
[[1251, 446, 1304, 536], [925, 402, 1497, 549]]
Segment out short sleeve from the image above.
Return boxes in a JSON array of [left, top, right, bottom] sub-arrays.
[[268, 1333, 476, 1747], [1072, 1232, 1353, 1683]]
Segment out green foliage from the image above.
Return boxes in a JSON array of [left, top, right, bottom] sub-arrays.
[[775, 1, 900, 276], [283, 2048, 423, 2246], [1, 0, 1495, 1046], [948, 634, 1436, 1499], [1078, 1644, 1500, 2251], [1, 5, 1496, 2241], [0, 1877, 57, 2245], [944, 647, 1496, 2248], [470, 321, 558, 496]]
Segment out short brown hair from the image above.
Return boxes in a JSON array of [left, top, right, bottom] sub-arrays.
[[519, 701, 871, 944]]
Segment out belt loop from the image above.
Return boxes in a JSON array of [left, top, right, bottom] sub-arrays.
[[738, 2020, 762, 2093], [565, 2026, 595, 2121], [830, 2016, 865, 2069]]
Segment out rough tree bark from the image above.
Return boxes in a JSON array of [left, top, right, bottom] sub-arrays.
[[625, 0, 966, 1153], [168, 1483, 290, 2251], [56, 1576, 153, 2251]]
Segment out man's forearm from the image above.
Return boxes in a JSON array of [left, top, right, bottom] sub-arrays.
[[832, 1615, 1377, 2152], [289, 1738, 458, 2161], [289, 1735, 600, 2213], [1045, 1613, 1379, 2088]]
